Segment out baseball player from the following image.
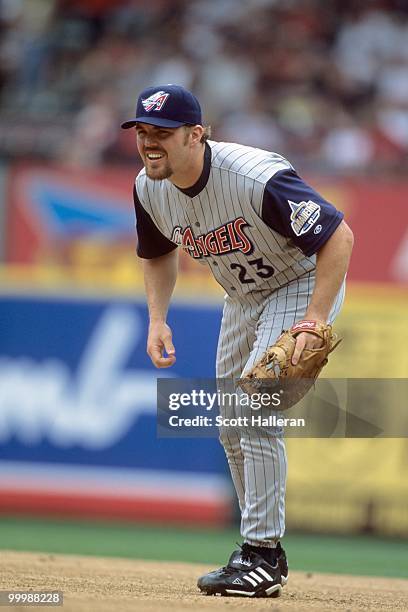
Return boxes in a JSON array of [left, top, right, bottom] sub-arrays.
[[121, 85, 353, 598]]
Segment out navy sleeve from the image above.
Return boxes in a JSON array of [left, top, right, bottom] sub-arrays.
[[261, 169, 344, 256], [133, 185, 177, 259]]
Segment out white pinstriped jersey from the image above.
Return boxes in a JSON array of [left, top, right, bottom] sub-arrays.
[[134, 140, 343, 298], [133, 138, 346, 547]]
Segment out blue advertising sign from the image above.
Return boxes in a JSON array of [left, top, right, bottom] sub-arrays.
[[0, 293, 232, 524]]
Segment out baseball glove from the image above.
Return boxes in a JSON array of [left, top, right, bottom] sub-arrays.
[[239, 320, 341, 411]]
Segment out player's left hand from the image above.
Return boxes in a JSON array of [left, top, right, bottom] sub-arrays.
[[291, 331, 324, 366]]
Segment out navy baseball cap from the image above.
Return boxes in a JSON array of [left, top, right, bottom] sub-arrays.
[[121, 84, 202, 129]]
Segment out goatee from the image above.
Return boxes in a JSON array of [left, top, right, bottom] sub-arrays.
[[145, 162, 173, 181]]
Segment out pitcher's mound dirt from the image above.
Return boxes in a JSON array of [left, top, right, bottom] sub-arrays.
[[0, 551, 407, 612]]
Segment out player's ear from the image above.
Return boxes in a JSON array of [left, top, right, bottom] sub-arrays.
[[189, 124, 204, 146]]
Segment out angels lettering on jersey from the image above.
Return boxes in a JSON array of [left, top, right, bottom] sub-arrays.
[[171, 217, 253, 259]]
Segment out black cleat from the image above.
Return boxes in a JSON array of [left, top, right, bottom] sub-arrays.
[[197, 543, 286, 598], [276, 541, 289, 586]]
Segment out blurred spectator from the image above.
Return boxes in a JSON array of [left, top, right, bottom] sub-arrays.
[[334, 5, 400, 90], [320, 108, 375, 172], [196, 43, 258, 122], [217, 98, 283, 151], [60, 90, 118, 167], [0, 0, 407, 175]]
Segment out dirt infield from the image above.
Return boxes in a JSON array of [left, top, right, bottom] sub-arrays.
[[0, 551, 407, 612]]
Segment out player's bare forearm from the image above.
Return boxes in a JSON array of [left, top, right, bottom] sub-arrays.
[[291, 221, 353, 364], [305, 220, 354, 323], [142, 249, 179, 368], [142, 249, 179, 323]]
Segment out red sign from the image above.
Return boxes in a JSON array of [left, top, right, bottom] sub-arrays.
[[310, 177, 408, 285], [6, 164, 408, 285]]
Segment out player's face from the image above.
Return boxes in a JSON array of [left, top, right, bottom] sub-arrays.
[[135, 123, 191, 181]]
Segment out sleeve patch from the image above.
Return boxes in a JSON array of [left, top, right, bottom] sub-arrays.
[[260, 169, 344, 256], [288, 200, 321, 236]]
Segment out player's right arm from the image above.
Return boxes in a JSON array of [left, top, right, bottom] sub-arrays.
[[133, 183, 178, 368], [143, 250, 178, 368]]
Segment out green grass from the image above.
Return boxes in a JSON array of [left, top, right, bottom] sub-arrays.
[[0, 517, 407, 579]]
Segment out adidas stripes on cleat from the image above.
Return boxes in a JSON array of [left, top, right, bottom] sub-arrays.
[[197, 543, 287, 598]]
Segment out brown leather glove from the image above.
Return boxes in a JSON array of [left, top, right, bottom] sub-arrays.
[[239, 320, 342, 410]]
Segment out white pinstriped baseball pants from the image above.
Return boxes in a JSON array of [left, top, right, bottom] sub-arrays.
[[216, 271, 345, 547]]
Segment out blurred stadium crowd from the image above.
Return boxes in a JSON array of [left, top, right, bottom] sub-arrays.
[[1, 0, 408, 174]]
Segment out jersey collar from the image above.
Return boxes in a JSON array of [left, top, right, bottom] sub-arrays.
[[176, 142, 211, 198]]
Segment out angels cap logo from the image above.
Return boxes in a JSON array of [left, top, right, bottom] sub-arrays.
[[141, 91, 170, 113], [288, 200, 321, 236]]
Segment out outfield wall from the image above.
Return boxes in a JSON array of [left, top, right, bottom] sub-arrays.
[[0, 292, 233, 526]]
